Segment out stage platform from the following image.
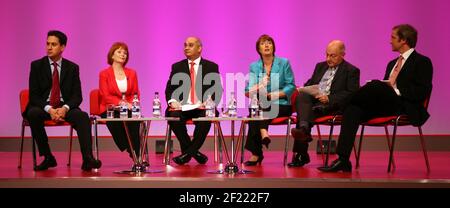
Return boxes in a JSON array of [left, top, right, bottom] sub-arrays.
[[1, 150, 449, 188]]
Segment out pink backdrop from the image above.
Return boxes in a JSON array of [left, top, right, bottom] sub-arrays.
[[1, 0, 449, 136]]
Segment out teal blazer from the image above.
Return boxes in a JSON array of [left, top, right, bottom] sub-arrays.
[[245, 56, 296, 105]]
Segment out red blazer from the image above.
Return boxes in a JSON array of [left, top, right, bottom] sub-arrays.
[[99, 67, 140, 113]]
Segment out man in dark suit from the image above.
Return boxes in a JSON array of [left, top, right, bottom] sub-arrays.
[[288, 40, 360, 167], [165, 37, 223, 165], [318, 24, 433, 172], [26, 30, 101, 171]]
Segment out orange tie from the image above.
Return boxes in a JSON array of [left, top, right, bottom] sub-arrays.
[[388, 56, 404, 86], [189, 61, 197, 104]]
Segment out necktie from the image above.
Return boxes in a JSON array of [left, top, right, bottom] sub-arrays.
[[388, 56, 404, 86], [189, 61, 197, 104], [324, 68, 336, 95], [49, 62, 61, 107]]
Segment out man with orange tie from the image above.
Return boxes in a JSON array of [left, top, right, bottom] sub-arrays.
[[318, 24, 433, 172], [25, 30, 101, 171], [165, 37, 223, 165]]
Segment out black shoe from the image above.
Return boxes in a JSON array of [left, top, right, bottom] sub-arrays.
[[261, 137, 271, 149], [81, 157, 102, 171], [172, 153, 192, 165], [317, 158, 352, 172], [291, 127, 312, 143], [34, 155, 57, 171], [193, 151, 208, 164], [287, 153, 310, 167], [244, 155, 264, 166]]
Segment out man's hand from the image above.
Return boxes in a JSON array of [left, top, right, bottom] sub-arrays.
[[315, 94, 329, 104], [56, 107, 68, 120], [49, 108, 62, 122], [169, 101, 181, 110]]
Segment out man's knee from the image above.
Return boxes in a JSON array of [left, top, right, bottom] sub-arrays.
[[167, 110, 182, 118], [196, 121, 211, 128], [26, 106, 46, 120], [67, 109, 90, 123]]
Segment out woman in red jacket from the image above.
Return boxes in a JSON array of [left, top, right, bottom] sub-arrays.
[[99, 42, 141, 158]]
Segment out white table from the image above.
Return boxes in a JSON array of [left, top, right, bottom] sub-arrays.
[[192, 116, 268, 174], [93, 116, 179, 174]]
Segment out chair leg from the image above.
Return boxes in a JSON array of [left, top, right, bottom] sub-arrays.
[[94, 119, 100, 160], [387, 120, 399, 173], [325, 123, 334, 167], [283, 118, 291, 166], [356, 125, 365, 169], [18, 123, 25, 168], [316, 125, 325, 165], [418, 127, 430, 172], [384, 126, 395, 169], [67, 127, 73, 166]]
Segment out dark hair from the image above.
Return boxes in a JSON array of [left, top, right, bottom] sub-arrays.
[[256, 34, 276, 57], [393, 24, 418, 48], [47, 30, 67, 46], [107, 42, 129, 66]]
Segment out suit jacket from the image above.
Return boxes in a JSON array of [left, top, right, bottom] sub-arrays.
[[245, 56, 296, 105], [26, 56, 83, 115], [165, 58, 223, 106], [99, 67, 140, 113], [383, 50, 433, 126], [305, 60, 360, 110]]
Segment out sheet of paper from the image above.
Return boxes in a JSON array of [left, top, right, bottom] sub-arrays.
[[181, 103, 201, 111], [298, 84, 320, 96]]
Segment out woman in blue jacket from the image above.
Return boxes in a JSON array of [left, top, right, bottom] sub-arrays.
[[244, 34, 296, 166]]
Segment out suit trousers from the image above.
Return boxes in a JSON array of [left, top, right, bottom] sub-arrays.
[[337, 80, 402, 160], [166, 109, 211, 155], [26, 106, 94, 159], [292, 92, 339, 154]]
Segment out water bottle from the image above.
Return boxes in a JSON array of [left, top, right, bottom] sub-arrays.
[[228, 92, 237, 117], [131, 93, 141, 118], [205, 94, 215, 118], [152, 92, 161, 117], [250, 94, 259, 118], [119, 93, 128, 118]]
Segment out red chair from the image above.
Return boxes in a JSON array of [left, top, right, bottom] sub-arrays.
[[89, 89, 104, 160], [89, 89, 147, 160], [18, 89, 74, 169], [263, 90, 298, 166], [355, 96, 431, 173], [314, 114, 343, 166], [286, 96, 356, 166]]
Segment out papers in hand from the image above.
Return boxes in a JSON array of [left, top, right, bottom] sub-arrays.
[[298, 85, 320, 96], [181, 103, 201, 111]]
